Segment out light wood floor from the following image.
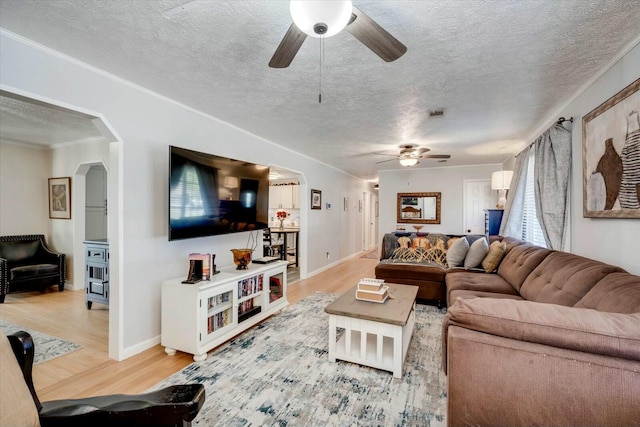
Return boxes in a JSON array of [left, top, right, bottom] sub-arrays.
[[0, 252, 378, 401]]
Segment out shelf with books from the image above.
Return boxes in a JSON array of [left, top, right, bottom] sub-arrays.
[[207, 308, 232, 334], [161, 261, 289, 362], [238, 273, 264, 298]]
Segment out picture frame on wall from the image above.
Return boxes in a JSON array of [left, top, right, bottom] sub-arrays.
[[311, 189, 322, 210], [583, 77, 640, 218], [49, 177, 71, 219]]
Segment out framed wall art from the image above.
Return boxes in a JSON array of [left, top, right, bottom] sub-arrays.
[[583, 78, 640, 218], [311, 189, 322, 210], [49, 177, 71, 219]]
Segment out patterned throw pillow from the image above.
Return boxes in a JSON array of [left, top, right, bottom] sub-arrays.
[[389, 247, 447, 267], [412, 237, 430, 249], [446, 237, 469, 268], [427, 233, 450, 248], [481, 241, 507, 273], [447, 237, 460, 248], [464, 237, 489, 269], [397, 236, 411, 249]]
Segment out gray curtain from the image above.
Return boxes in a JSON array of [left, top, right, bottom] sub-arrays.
[[499, 146, 531, 238], [534, 124, 572, 250]]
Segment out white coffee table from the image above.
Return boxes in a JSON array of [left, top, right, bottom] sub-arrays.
[[324, 283, 417, 378]]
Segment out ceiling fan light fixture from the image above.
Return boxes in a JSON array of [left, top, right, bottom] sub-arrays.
[[290, 0, 353, 38], [399, 158, 418, 167]]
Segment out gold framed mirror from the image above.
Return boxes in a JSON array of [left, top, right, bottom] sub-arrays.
[[397, 192, 441, 224]]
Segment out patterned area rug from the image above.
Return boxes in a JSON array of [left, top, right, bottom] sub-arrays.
[[0, 319, 82, 365], [152, 292, 448, 426]]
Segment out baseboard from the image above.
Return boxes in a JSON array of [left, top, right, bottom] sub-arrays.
[[121, 334, 161, 360], [306, 251, 363, 279]]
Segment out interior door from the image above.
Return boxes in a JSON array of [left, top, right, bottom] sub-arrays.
[[463, 179, 493, 234]]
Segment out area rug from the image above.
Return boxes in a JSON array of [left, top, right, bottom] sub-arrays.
[[152, 292, 448, 426], [0, 319, 82, 365]]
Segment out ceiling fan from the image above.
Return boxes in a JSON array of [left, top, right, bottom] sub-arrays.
[[376, 145, 451, 167], [269, 0, 407, 68]]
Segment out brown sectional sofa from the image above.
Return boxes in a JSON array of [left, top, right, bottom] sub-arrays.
[[442, 237, 640, 426]]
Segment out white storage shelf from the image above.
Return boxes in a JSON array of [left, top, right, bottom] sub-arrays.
[[162, 261, 288, 362]]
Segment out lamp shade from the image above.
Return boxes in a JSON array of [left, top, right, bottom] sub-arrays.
[[491, 170, 513, 190], [290, 0, 353, 38], [223, 176, 239, 189], [399, 158, 418, 167]]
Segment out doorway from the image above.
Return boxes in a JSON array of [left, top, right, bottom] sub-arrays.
[[463, 179, 493, 234]]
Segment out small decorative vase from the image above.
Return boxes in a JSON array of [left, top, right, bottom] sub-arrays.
[[231, 249, 252, 270], [278, 219, 285, 230]]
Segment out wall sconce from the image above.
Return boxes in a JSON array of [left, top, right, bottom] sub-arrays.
[[491, 170, 513, 209]]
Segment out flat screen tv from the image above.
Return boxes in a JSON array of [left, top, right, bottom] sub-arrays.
[[168, 146, 269, 241]]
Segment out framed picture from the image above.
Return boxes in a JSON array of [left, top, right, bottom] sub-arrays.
[[311, 189, 322, 210], [49, 177, 71, 219], [583, 78, 640, 218]]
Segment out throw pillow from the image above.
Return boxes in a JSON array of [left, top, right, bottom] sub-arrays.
[[412, 237, 430, 249], [464, 237, 489, 269], [446, 237, 469, 268], [427, 233, 450, 248], [397, 236, 411, 249], [447, 237, 460, 248], [481, 241, 507, 273]]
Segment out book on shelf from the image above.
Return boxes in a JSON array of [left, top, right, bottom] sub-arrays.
[[189, 253, 211, 280], [357, 278, 385, 292], [355, 285, 389, 303]]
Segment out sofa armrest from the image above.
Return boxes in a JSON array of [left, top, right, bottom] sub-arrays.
[[442, 298, 640, 372]]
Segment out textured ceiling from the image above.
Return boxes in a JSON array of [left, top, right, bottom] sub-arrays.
[[1, 1, 639, 178], [0, 91, 103, 145]]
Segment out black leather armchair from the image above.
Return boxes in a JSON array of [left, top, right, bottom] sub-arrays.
[[6, 331, 205, 427], [0, 235, 66, 303]]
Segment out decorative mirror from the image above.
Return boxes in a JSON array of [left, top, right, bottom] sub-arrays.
[[397, 192, 441, 224]]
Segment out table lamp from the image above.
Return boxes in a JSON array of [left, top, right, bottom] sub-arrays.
[[491, 170, 513, 209]]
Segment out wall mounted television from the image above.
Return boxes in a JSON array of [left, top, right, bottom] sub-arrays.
[[168, 146, 270, 241]]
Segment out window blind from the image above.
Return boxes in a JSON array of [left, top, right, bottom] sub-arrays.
[[521, 152, 547, 247]]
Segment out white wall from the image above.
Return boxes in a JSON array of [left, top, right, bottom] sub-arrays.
[[0, 29, 368, 358], [556, 41, 640, 274], [0, 141, 51, 238], [378, 164, 501, 235]]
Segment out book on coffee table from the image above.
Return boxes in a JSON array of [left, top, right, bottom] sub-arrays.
[[356, 285, 389, 303], [357, 278, 385, 292]]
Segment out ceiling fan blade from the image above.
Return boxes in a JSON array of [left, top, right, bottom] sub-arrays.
[[421, 154, 451, 159], [269, 23, 307, 68], [376, 158, 397, 164], [346, 6, 407, 62]]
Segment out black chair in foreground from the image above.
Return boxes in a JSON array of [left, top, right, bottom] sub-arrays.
[[4, 330, 205, 427]]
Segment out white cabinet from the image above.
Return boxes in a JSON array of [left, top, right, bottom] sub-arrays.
[[269, 185, 300, 209], [291, 184, 300, 209], [162, 261, 288, 361]]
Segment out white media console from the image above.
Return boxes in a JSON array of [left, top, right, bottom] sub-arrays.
[[161, 260, 288, 361]]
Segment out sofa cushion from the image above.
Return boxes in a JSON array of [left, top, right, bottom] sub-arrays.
[[0, 331, 41, 427], [11, 264, 59, 281], [446, 237, 469, 268], [575, 272, 640, 314], [464, 237, 488, 269], [481, 241, 507, 273], [519, 252, 625, 306], [449, 289, 524, 303], [446, 271, 518, 306], [443, 298, 640, 363], [0, 240, 41, 263], [497, 242, 551, 292]]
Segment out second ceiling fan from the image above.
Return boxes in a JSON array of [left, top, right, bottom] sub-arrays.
[[269, 0, 407, 68], [377, 145, 452, 167]]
